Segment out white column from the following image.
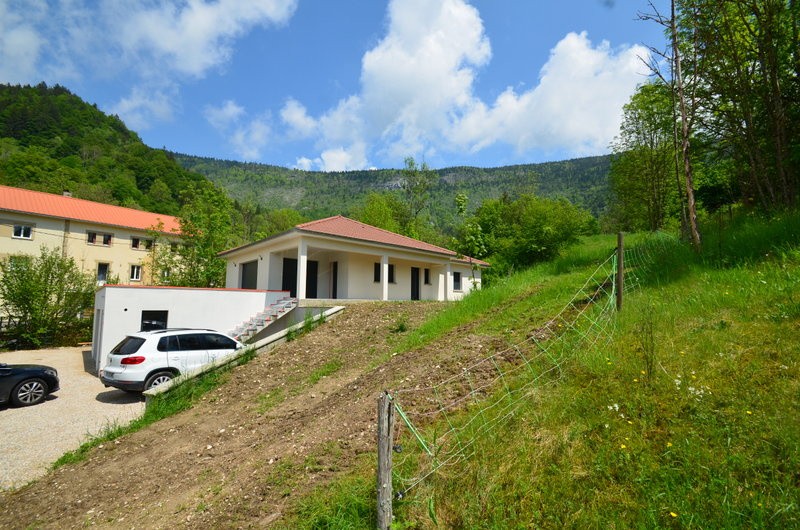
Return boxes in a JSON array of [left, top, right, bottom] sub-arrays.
[[445, 262, 452, 301], [297, 239, 308, 300], [258, 253, 270, 290], [381, 254, 389, 301]]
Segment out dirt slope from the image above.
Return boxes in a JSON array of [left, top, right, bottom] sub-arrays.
[[0, 302, 502, 529]]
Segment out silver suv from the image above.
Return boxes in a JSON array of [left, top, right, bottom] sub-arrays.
[[100, 329, 244, 392]]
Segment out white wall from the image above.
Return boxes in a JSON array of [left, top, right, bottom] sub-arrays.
[[93, 286, 289, 371], [448, 263, 482, 300]]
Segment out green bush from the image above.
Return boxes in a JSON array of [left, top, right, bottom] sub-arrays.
[[0, 246, 95, 348]]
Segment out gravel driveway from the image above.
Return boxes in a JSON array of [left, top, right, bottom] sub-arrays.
[[0, 347, 145, 490]]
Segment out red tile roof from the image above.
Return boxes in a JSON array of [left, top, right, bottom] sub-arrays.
[[0, 185, 181, 234], [297, 216, 489, 266]]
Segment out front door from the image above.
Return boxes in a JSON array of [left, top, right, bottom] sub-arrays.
[[282, 258, 319, 298], [306, 260, 319, 299], [282, 258, 297, 297], [240, 260, 258, 289], [411, 267, 420, 300]]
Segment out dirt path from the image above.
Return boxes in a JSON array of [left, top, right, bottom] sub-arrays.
[[0, 302, 505, 528]]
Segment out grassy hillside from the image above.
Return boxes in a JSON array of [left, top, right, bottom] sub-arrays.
[[279, 213, 800, 528]]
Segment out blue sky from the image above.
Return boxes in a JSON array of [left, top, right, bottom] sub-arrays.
[[1, 0, 668, 171]]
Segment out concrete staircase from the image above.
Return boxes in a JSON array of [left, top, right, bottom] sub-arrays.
[[230, 297, 297, 343]]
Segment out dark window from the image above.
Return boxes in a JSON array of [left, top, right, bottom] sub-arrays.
[[130, 265, 142, 281], [97, 262, 109, 282], [454, 271, 462, 291], [424, 268, 431, 285], [388, 264, 396, 284], [205, 334, 237, 350], [88, 231, 113, 246], [157, 335, 179, 352], [111, 336, 145, 355], [131, 237, 153, 250], [374, 262, 381, 282], [141, 310, 168, 331], [178, 334, 205, 351], [12, 225, 32, 239]]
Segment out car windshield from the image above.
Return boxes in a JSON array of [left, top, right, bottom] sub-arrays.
[[110, 336, 145, 355]]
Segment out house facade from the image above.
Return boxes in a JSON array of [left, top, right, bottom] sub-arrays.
[[0, 185, 180, 285], [220, 216, 488, 302]]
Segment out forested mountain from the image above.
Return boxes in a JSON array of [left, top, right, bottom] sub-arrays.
[[174, 153, 611, 222], [0, 83, 211, 215], [0, 82, 611, 228]]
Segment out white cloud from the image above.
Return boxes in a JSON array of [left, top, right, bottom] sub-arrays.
[[204, 99, 272, 160], [294, 157, 314, 171], [0, 0, 46, 83], [284, 0, 490, 169], [280, 98, 317, 138], [204, 100, 246, 131], [112, 0, 298, 78], [360, 0, 490, 154], [450, 32, 648, 156], [111, 86, 176, 130], [0, 0, 298, 131], [318, 143, 368, 172], [285, 1, 649, 167], [230, 117, 271, 160]]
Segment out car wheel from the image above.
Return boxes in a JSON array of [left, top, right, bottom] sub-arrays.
[[11, 378, 48, 407], [145, 371, 174, 390]]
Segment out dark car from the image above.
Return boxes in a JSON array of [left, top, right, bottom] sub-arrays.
[[0, 363, 60, 407]]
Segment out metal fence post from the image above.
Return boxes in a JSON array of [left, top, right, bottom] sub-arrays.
[[616, 232, 624, 311], [377, 391, 394, 529]]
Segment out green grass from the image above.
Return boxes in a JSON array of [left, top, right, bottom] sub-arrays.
[[279, 211, 800, 529], [307, 359, 343, 386]]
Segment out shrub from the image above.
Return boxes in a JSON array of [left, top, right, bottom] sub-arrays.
[[0, 246, 95, 348]]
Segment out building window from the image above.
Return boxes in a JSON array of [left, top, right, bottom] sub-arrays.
[[373, 262, 396, 283], [97, 262, 109, 283], [131, 237, 153, 250], [453, 271, 462, 291], [12, 224, 33, 240], [130, 265, 142, 281], [88, 231, 113, 246], [424, 268, 431, 285]]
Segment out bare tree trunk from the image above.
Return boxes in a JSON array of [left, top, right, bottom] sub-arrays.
[[671, 0, 702, 251]]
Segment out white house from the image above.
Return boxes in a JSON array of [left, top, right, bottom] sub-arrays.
[[219, 216, 489, 302]]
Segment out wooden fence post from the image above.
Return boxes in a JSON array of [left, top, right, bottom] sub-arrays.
[[377, 391, 395, 529], [616, 232, 624, 311]]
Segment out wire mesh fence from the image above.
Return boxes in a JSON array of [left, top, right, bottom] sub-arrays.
[[382, 233, 674, 501]]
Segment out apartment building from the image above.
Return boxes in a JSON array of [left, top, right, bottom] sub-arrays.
[[0, 185, 181, 284]]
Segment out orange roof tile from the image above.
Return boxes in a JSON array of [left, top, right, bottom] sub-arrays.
[[0, 185, 181, 234]]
